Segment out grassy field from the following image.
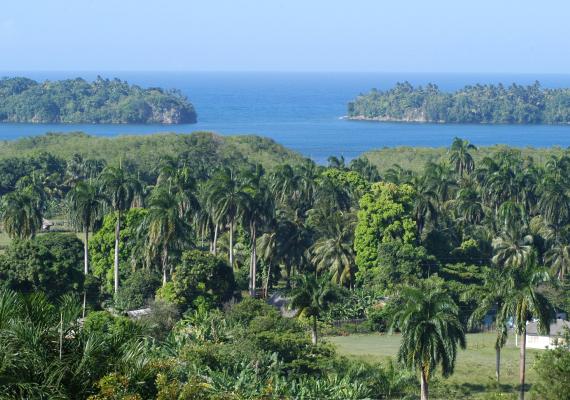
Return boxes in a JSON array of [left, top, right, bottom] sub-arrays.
[[328, 332, 539, 399], [362, 145, 568, 174]]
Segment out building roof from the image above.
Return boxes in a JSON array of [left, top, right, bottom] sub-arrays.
[[527, 319, 570, 336]]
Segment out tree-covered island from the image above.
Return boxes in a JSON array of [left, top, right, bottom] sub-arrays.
[[348, 81, 570, 124], [0, 76, 197, 124]]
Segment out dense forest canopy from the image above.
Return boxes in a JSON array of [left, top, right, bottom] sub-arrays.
[[348, 81, 570, 124], [1, 133, 569, 399], [0, 76, 197, 124]]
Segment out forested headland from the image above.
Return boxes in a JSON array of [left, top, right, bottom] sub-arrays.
[[0, 77, 197, 124], [348, 81, 570, 124], [1, 133, 569, 399]]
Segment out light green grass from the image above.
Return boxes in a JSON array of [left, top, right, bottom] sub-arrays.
[[327, 332, 538, 398]]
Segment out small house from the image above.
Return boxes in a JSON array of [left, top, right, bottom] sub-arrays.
[[525, 318, 570, 349]]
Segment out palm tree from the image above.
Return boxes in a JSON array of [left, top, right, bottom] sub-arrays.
[[391, 283, 466, 400], [289, 274, 339, 345], [243, 168, 275, 296], [310, 210, 356, 287], [349, 157, 380, 182], [492, 223, 534, 269], [0, 190, 42, 239], [449, 137, 477, 177], [99, 166, 142, 293], [67, 181, 105, 315], [465, 267, 508, 383], [545, 242, 570, 280], [498, 262, 553, 400], [208, 168, 252, 269], [142, 187, 191, 285]]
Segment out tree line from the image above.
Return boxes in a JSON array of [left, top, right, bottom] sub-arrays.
[[349, 81, 570, 124]]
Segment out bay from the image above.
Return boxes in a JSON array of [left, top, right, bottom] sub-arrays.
[[2, 71, 570, 163]]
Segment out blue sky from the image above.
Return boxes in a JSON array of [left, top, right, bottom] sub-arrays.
[[0, 0, 568, 72]]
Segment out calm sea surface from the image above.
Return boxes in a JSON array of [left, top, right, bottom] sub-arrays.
[[3, 71, 570, 163]]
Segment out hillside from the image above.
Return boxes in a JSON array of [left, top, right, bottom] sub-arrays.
[[0, 131, 304, 171], [0, 77, 197, 124]]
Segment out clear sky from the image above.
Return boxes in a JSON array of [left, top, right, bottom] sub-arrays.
[[1, 0, 568, 73]]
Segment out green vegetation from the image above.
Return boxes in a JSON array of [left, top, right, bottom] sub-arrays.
[[348, 81, 570, 124], [0, 76, 197, 123], [0, 133, 569, 399]]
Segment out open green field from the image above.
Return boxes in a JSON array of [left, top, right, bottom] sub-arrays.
[[362, 145, 568, 174], [328, 332, 539, 399]]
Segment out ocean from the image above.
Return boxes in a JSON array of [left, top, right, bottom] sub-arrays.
[[2, 71, 570, 163]]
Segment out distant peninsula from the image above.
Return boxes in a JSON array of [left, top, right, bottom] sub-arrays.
[[0, 76, 197, 124], [348, 81, 570, 124]]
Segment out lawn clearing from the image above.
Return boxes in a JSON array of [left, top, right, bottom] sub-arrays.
[[327, 332, 539, 398]]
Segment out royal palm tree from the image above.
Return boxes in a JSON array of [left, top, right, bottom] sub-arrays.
[[67, 181, 105, 315], [465, 267, 509, 383], [391, 283, 466, 400], [498, 262, 553, 400], [208, 168, 252, 269], [99, 166, 142, 293], [449, 137, 477, 177], [243, 167, 275, 296], [289, 274, 339, 345], [142, 188, 191, 285], [0, 190, 42, 239]]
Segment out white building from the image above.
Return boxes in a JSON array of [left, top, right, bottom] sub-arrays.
[[525, 318, 570, 350]]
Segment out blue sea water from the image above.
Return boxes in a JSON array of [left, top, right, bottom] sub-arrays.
[[3, 71, 570, 163]]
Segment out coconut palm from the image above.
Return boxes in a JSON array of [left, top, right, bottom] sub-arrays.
[[67, 181, 105, 315], [497, 261, 553, 400], [142, 187, 191, 285], [99, 166, 142, 293], [349, 157, 380, 182], [492, 223, 534, 269], [0, 289, 149, 399], [545, 242, 570, 280], [310, 210, 356, 287], [449, 137, 477, 177], [208, 168, 252, 269], [411, 175, 438, 234], [289, 274, 339, 345], [391, 283, 466, 400], [0, 190, 42, 239]]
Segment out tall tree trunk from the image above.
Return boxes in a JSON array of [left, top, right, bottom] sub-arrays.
[[162, 247, 168, 286], [519, 327, 527, 400], [311, 315, 318, 345], [420, 367, 429, 400], [113, 211, 121, 294], [496, 299, 503, 384], [496, 346, 501, 383], [264, 262, 272, 298], [212, 224, 218, 255], [229, 219, 234, 269], [83, 226, 89, 318], [252, 227, 257, 295], [249, 223, 257, 297]]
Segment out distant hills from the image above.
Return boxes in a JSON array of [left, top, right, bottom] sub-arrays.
[[0, 77, 197, 124], [348, 81, 570, 124]]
